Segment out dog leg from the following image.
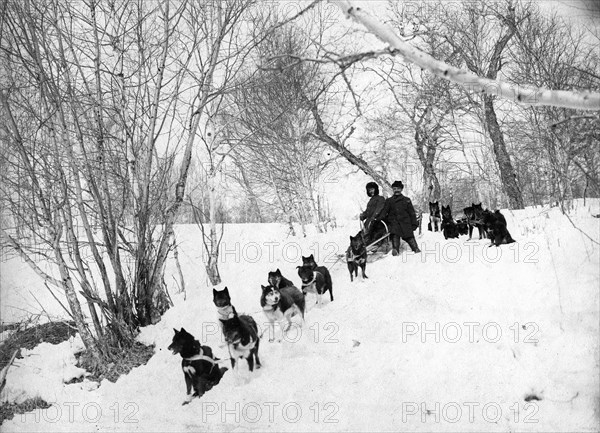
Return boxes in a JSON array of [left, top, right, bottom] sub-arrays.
[[361, 264, 368, 279], [253, 343, 261, 369], [247, 353, 254, 372], [184, 370, 193, 394], [268, 320, 276, 343], [182, 393, 194, 406]]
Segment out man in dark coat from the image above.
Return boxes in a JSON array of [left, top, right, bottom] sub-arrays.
[[360, 182, 385, 244], [379, 180, 421, 255]]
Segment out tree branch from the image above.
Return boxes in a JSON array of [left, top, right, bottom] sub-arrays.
[[332, 1, 600, 110]]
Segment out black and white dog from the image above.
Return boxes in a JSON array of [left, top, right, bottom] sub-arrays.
[[212, 287, 261, 372], [260, 284, 305, 342], [168, 328, 228, 405], [300, 255, 333, 304], [297, 264, 333, 305]]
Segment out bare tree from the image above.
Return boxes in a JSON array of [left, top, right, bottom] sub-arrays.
[[507, 8, 600, 207], [0, 0, 272, 363], [226, 22, 337, 235]]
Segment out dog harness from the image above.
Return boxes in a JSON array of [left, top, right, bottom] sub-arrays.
[[302, 270, 324, 294], [216, 305, 235, 321], [183, 348, 220, 374], [347, 250, 366, 264]]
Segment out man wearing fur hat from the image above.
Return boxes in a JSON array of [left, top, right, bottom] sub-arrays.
[[379, 180, 421, 255], [360, 182, 385, 244]]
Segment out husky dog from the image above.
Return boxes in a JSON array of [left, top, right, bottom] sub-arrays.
[[213, 286, 235, 321], [464, 203, 487, 240], [260, 284, 305, 342], [297, 264, 333, 305], [455, 217, 469, 236], [301, 255, 333, 302], [212, 287, 261, 372], [441, 205, 459, 240], [346, 233, 368, 281], [267, 269, 295, 289], [168, 328, 228, 405], [482, 209, 515, 247]]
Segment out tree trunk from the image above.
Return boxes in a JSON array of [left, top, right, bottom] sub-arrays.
[[206, 170, 222, 285], [238, 163, 263, 222], [415, 128, 441, 205], [483, 96, 524, 209]]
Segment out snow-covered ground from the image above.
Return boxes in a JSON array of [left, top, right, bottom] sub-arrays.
[[1, 200, 599, 432]]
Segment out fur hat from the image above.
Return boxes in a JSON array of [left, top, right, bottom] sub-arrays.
[[366, 182, 379, 196], [391, 180, 404, 189]]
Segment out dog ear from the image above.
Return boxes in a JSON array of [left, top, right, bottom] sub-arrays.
[[173, 328, 178, 334], [180, 327, 186, 333], [296, 265, 301, 269], [276, 268, 281, 273]]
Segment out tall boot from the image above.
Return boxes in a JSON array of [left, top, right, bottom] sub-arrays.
[[405, 237, 421, 253], [391, 234, 400, 256]]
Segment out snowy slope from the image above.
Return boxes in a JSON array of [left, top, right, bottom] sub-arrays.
[[1, 201, 599, 432]]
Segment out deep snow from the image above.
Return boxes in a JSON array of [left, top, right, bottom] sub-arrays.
[[1, 200, 599, 432]]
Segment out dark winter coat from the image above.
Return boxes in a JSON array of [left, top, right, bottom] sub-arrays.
[[360, 195, 385, 222], [380, 193, 418, 238]]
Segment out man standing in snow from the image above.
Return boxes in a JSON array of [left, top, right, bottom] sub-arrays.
[[379, 180, 421, 256], [360, 182, 385, 244]]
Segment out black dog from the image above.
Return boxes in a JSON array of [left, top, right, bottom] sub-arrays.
[[168, 328, 228, 405], [301, 254, 333, 301], [297, 264, 333, 305], [428, 201, 441, 232], [463, 203, 487, 240], [346, 232, 367, 282], [482, 210, 515, 247], [212, 287, 261, 372], [441, 205, 459, 239], [260, 284, 305, 341], [267, 269, 295, 289], [455, 217, 469, 236]]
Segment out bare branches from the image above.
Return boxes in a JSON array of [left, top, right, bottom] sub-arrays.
[[332, 1, 600, 110]]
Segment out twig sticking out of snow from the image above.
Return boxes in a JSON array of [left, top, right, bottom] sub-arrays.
[[0, 350, 19, 396]]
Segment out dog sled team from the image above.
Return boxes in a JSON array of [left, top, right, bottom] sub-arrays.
[[169, 256, 332, 405], [169, 179, 515, 405], [427, 200, 515, 246]]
